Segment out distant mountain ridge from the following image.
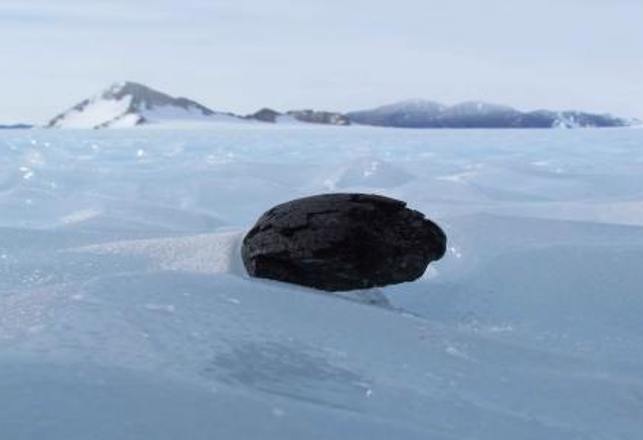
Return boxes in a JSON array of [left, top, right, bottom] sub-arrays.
[[347, 99, 633, 129], [44, 82, 637, 129]]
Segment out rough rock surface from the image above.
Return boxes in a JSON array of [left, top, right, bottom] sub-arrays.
[[286, 110, 351, 126], [241, 193, 446, 291], [246, 108, 281, 123]]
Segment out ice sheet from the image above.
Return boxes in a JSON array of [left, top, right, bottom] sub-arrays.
[[1, 126, 642, 439]]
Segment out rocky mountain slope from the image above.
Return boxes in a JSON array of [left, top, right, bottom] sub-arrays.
[[47, 82, 242, 129]]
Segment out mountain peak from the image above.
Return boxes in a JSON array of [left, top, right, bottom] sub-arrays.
[[103, 81, 149, 96], [446, 101, 516, 115], [376, 99, 446, 113], [48, 82, 236, 129]]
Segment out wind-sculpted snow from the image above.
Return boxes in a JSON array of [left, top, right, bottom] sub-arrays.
[[1, 126, 643, 439]]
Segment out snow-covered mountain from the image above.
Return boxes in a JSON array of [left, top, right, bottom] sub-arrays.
[[47, 82, 351, 129], [47, 82, 244, 129], [45, 82, 637, 129], [348, 99, 633, 128]]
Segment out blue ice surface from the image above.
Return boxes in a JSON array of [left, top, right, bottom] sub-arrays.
[[1, 125, 642, 439]]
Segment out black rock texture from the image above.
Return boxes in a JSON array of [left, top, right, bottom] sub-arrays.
[[241, 193, 447, 291], [246, 108, 281, 123], [286, 110, 351, 126]]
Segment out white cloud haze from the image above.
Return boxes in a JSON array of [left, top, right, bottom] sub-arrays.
[[1, 0, 642, 123]]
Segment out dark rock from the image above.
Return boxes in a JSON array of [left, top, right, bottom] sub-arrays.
[[246, 108, 282, 123], [286, 109, 351, 126], [241, 193, 446, 291], [245, 108, 351, 125]]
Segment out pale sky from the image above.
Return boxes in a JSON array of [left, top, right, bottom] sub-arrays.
[[1, 0, 642, 123]]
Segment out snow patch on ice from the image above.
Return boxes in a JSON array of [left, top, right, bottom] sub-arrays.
[[436, 170, 478, 183], [72, 230, 245, 275], [319, 156, 414, 190], [59, 208, 103, 225]]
